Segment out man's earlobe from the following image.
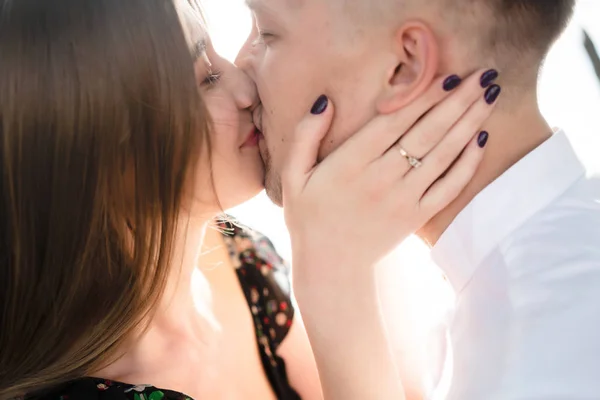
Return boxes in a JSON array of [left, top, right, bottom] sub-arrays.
[[376, 22, 439, 114]]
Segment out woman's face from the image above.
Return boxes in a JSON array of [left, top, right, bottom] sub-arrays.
[[177, 1, 264, 215]]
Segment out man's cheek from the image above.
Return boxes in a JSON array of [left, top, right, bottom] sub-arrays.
[[317, 128, 347, 160], [262, 58, 297, 92]]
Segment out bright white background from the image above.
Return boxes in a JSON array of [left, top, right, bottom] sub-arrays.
[[202, 0, 600, 394]]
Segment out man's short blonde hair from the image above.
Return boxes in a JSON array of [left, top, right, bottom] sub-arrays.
[[457, 0, 576, 69], [340, 0, 576, 80]]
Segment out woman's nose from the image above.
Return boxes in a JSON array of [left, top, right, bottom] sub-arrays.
[[233, 69, 259, 110]]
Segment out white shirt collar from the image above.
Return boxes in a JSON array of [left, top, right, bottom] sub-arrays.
[[431, 130, 587, 292]]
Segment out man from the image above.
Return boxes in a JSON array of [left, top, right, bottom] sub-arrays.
[[236, 0, 600, 399]]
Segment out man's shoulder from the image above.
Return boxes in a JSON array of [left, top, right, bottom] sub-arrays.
[[500, 174, 600, 270], [518, 172, 600, 235], [565, 171, 600, 199]]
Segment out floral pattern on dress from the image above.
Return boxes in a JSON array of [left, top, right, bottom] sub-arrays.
[[216, 217, 300, 399], [25, 378, 189, 400]]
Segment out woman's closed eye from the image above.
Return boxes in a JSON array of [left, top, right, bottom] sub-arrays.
[[201, 70, 222, 87]]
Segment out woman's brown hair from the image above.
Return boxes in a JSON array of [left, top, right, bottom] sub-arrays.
[[0, 0, 208, 398]]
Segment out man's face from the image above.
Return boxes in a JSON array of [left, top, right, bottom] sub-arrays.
[[236, 0, 394, 205]]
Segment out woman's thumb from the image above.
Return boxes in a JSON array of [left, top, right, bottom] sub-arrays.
[[281, 95, 334, 192]]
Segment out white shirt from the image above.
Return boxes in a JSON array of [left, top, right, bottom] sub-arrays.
[[431, 130, 600, 400]]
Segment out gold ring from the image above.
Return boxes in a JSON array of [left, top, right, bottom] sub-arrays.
[[398, 146, 422, 169]]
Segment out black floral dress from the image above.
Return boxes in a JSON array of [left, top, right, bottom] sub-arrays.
[[24, 220, 301, 400], [217, 219, 300, 400]]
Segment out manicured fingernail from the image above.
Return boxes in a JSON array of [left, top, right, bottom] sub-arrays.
[[443, 75, 462, 91], [478, 131, 489, 148], [484, 84, 501, 104], [311, 95, 328, 115], [480, 69, 499, 88]]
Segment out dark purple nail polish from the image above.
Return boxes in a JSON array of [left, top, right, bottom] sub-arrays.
[[484, 84, 501, 104], [478, 131, 489, 148], [443, 75, 462, 91], [311, 95, 328, 115], [480, 69, 499, 88]]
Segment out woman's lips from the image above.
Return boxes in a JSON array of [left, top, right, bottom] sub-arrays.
[[241, 127, 261, 148]]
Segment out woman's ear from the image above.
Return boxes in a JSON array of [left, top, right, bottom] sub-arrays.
[[376, 21, 439, 114]]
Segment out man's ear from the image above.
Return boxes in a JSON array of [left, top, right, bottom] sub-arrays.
[[376, 21, 439, 114]]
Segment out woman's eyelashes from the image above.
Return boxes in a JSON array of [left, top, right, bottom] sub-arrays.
[[201, 70, 222, 87]]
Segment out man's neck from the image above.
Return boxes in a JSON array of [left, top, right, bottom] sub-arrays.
[[418, 91, 554, 247]]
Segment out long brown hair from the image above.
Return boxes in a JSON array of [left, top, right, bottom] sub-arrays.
[[0, 0, 209, 398]]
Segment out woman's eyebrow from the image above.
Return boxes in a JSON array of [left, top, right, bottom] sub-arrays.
[[190, 38, 207, 61], [246, 0, 303, 11]]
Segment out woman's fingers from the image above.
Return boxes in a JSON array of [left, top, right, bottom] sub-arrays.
[[281, 95, 335, 195], [373, 69, 498, 184], [334, 74, 460, 167], [417, 131, 488, 216], [394, 69, 498, 162], [405, 83, 500, 192]]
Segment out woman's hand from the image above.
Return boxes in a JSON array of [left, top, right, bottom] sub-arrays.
[[281, 69, 500, 399], [283, 69, 498, 280]]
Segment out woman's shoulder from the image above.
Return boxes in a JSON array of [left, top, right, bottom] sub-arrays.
[[25, 378, 191, 400]]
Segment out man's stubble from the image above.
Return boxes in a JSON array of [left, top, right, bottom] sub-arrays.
[[259, 143, 284, 207]]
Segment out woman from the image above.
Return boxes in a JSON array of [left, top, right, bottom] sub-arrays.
[[0, 0, 496, 399], [88, 2, 320, 398]]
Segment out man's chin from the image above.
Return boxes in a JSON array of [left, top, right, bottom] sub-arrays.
[[258, 134, 268, 161], [264, 186, 283, 208], [257, 141, 283, 206], [264, 174, 283, 208]]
